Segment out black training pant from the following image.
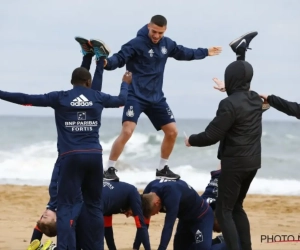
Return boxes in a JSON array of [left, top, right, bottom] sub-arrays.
[[216, 169, 257, 250]]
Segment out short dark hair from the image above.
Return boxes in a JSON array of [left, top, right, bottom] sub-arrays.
[[141, 194, 154, 219], [71, 67, 91, 85], [150, 15, 167, 27], [36, 219, 57, 237]]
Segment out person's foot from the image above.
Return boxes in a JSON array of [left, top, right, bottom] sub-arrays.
[[89, 39, 111, 61], [74, 36, 94, 56], [156, 165, 180, 180], [104, 166, 119, 181], [229, 31, 258, 53], [41, 240, 56, 250], [212, 234, 225, 245], [216, 235, 225, 243], [27, 239, 42, 250]]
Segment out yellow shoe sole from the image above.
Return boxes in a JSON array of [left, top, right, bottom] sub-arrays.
[[27, 239, 41, 250], [41, 240, 54, 250]]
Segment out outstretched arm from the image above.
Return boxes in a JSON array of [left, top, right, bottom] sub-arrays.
[[187, 99, 235, 147], [101, 72, 131, 108], [168, 39, 221, 61], [158, 187, 181, 250], [105, 40, 137, 70], [104, 216, 117, 250], [0, 90, 59, 108], [130, 188, 151, 250], [261, 94, 300, 119]]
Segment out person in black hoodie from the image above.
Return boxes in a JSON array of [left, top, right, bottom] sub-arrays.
[[184, 32, 263, 250]]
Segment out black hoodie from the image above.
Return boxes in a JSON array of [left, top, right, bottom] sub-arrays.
[[189, 61, 263, 171]]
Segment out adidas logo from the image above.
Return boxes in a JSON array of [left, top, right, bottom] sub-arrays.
[[70, 94, 93, 106]]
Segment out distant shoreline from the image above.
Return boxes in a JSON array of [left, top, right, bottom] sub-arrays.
[[0, 114, 298, 123]]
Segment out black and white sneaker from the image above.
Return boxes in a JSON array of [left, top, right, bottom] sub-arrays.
[[212, 234, 225, 245], [229, 31, 258, 53], [89, 39, 111, 61], [104, 167, 119, 181], [216, 235, 225, 243], [156, 165, 180, 180]]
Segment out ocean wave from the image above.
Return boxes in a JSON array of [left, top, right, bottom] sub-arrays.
[[0, 157, 300, 196], [0, 130, 300, 196]]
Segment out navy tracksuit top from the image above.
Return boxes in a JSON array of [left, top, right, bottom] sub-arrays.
[[0, 83, 128, 155], [105, 25, 208, 103], [143, 179, 209, 249], [102, 181, 150, 250]]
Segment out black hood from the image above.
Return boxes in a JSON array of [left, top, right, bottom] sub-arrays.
[[224, 61, 253, 96]]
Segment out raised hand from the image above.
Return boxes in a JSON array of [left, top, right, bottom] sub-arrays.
[[208, 46, 222, 56], [212, 78, 226, 92]]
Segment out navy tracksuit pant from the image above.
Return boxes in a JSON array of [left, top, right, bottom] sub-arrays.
[[173, 206, 228, 250], [56, 153, 104, 250]]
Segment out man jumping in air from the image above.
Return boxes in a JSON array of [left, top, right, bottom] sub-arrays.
[[98, 14, 222, 181]]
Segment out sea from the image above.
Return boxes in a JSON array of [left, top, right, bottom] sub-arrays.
[[0, 115, 300, 196]]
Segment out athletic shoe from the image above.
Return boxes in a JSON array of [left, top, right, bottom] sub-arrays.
[[229, 31, 258, 53], [156, 165, 180, 180], [216, 235, 225, 243], [104, 166, 119, 181], [89, 39, 111, 61], [75, 36, 94, 56], [41, 240, 56, 250], [27, 239, 42, 250], [212, 234, 225, 245]]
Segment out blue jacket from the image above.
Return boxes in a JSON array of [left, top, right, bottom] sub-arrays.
[[106, 25, 208, 103], [102, 181, 150, 250], [0, 83, 128, 155], [135, 179, 209, 250]]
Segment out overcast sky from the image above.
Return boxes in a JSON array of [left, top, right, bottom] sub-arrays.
[[0, 0, 299, 121]]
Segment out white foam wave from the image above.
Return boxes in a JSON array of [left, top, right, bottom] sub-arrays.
[[0, 141, 57, 182], [118, 166, 300, 196], [101, 132, 160, 160], [1, 159, 300, 196]]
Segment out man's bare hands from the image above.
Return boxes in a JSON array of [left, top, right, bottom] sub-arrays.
[[104, 59, 108, 67], [208, 46, 222, 56], [259, 94, 269, 102], [122, 71, 132, 84], [212, 78, 226, 92]]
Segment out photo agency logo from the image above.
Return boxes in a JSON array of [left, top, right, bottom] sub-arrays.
[[261, 234, 300, 243]]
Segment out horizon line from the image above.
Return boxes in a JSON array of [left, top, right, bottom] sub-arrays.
[[0, 114, 298, 123]]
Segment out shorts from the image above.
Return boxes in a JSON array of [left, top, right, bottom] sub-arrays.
[[122, 98, 176, 131]]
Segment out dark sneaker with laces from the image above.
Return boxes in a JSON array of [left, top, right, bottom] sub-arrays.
[[229, 31, 258, 53], [216, 234, 224, 243], [156, 165, 180, 180], [104, 167, 119, 181], [89, 39, 111, 61], [212, 235, 224, 245], [74, 36, 94, 56]]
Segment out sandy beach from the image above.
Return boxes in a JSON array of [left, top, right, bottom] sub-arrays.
[[0, 185, 300, 250]]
